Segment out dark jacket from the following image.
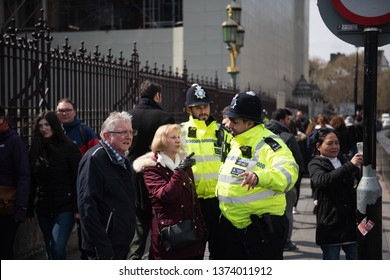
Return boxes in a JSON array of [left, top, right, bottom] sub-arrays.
[[77, 140, 135, 259], [265, 119, 303, 167], [29, 138, 81, 216], [0, 128, 30, 221], [63, 118, 99, 155], [308, 155, 360, 245], [128, 98, 174, 210], [133, 152, 206, 260]]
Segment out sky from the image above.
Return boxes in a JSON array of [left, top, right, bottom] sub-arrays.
[[309, 1, 390, 61]]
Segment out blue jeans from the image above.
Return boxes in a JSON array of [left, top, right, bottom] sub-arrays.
[[321, 243, 358, 260], [37, 211, 75, 260]]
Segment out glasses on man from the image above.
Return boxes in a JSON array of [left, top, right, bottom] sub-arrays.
[[56, 109, 74, 114], [108, 130, 138, 137]]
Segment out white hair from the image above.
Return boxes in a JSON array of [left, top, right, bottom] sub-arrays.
[[100, 111, 132, 138]]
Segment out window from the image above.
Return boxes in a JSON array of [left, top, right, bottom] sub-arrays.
[[1, 0, 183, 31]]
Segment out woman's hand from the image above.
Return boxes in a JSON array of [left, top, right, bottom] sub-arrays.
[[350, 152, 363, 166]]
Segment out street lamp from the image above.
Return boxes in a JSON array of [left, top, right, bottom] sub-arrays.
[[222, 0, 245, 89]]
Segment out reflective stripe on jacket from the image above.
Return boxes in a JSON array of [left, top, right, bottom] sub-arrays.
[[216, 124, 299, 229], [181, 116, 227, 199]]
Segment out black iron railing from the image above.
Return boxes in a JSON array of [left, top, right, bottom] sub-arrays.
[[1, 12, 243, 145]]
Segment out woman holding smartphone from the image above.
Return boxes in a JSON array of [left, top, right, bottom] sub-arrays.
[[308, 127, 362, 260]]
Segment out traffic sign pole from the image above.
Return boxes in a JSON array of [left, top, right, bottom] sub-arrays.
[[356, 27, 382, 260], [317, 0, 389, 260]]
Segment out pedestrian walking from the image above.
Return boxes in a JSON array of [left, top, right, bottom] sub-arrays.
[[77, 111, 136, 260], [29, 111, 82, 259], [0, 105, 30, 259], [265, 108, 303, 251], [56, 98, 99, 259]]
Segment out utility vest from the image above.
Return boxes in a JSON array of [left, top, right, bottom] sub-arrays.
[[216, 124, 299, 229], [181, 116, 230, 199]]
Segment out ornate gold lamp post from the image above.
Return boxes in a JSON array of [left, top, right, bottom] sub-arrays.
[[222, 0, 245, 89]]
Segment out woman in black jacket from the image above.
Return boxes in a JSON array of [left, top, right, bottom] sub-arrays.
[[29, 111, 82, 259], [308, 127, 362, 260]]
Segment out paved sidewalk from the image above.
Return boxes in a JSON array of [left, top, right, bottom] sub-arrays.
[[284, 177, 390, 260]]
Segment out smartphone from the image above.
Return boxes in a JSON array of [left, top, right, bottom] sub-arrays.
[[356, 142, 363, 154]]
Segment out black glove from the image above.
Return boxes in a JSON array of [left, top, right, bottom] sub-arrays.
[[178, 152, 196, 171]]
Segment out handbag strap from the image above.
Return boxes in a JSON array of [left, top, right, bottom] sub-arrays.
[[153, 172, 196, 234]]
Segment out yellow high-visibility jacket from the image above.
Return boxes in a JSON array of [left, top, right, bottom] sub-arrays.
[[216, 124, 299, 229], [181, 116, 231, 199]]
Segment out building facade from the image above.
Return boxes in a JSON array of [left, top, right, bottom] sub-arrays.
[[1, 0, 309, 108]]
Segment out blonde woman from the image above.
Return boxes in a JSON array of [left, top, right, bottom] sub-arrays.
[[133, 124, 206, 259]]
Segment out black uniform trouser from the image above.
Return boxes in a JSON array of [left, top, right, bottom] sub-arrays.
[[199, 197, 221, 259], [218, 213, 288, 260]]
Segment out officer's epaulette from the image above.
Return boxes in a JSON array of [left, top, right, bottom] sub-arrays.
[[264, 137, 282, 151]]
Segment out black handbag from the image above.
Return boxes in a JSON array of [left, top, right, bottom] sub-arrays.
[[154, 178, 198, 252], [160, 219, 198, 252]]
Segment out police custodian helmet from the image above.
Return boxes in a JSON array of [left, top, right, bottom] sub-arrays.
[[225, 91, 263, 123], [185, 83, 213, 107]]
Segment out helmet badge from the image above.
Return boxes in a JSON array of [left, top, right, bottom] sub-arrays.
[[231, 94, 239, 109], [194, 85, 206, 99]]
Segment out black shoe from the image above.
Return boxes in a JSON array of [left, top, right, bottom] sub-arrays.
[[284, 241, 297, 251]]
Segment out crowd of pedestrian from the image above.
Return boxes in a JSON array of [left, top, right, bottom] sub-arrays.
[[1, 80, 365, 260]]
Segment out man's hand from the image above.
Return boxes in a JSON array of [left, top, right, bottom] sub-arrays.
[[239, 171, 258, 190]]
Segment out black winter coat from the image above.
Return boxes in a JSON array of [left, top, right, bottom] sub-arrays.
[[128, 98, 174, 210], [29, 138, 81, 216], [308, 155, 360, 245], [0, 128, 30, 221], [265, 119, 303, 167], [77, 140, 135, 259]]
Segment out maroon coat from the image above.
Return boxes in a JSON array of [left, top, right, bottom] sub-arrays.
[[133, 152, 206, 259]]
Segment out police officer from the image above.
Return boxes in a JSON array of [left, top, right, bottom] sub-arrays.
[[216, 91, 299, 260], [181, 83, 231, 259]]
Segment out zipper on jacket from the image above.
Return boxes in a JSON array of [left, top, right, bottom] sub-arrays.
[[105, 208, 115, 233]]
